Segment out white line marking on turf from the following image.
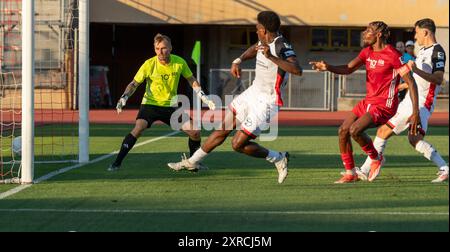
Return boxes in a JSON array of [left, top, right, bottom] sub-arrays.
[[0, 131, 180, 200], [0, 208, 447, 216]]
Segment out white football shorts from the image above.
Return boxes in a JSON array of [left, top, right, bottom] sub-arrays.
[[387, 98, 431, 135], [229, 86, 279, 138]]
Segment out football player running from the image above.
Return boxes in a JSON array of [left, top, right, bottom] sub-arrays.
[[168, 11, 302, 183]]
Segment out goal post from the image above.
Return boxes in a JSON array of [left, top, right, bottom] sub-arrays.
[[20, 0, 35, 184], [78, 0, 88, 164], [0, 0, 90, 184]]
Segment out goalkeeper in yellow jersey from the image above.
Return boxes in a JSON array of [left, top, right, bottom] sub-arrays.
[[108, 33, 215, 171]]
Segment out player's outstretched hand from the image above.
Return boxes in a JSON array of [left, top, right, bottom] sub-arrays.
[[231, 63, 241, 78], [116, 97, 127, 114], [309, 61, 328, 71]]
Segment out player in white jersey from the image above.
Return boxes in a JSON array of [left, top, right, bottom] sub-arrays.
[[357, 18, 448, 183], [230, 33, 297, 137], [167, 11, 302, 183]]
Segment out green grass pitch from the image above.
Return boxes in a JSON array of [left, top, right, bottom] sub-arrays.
[[0, 125, 448, 231]]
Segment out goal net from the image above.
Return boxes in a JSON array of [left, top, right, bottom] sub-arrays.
[[0, 0, 84, 184]]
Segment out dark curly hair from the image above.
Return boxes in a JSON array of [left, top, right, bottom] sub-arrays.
[[369, 21, 390, 43], [257, 11, 281, 33]]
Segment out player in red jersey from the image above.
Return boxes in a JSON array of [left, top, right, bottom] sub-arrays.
[[310, 21, 420, 183]]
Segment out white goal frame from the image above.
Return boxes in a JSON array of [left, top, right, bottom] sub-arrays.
[[20, 0, 89, 184]]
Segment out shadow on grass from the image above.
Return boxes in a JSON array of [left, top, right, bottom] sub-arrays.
[[29, 150, 448, 183], [33, 124, 450, 137], [0, 196, 447, 232]]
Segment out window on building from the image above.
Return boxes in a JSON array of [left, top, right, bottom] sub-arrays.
[[350, 29, 362, 48], [249, 31, 258, 45], [331, 29, 348, 48], [311, 28, 328, 48], [229, 27, 257, 48], [311, 27, 363, 50]]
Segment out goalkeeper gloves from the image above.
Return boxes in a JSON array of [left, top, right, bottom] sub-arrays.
[[116, 95, 128, 114], [193, 86, 216, 110]]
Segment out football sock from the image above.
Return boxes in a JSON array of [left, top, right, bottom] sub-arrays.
[[189, 148, 208, 164], [188, 138, 201, 157], [266, 150, 282, 163], [373, 137, 387, 154], [361, 137, 387, 174], [431, 152, 448, 170], [361, 141, 379, 160], [360, 157, 372, 174], [440, 166, 449, 173], [341, 152, 355, 171], [113, 133, 137, 166], [415, 140, 448, 169]]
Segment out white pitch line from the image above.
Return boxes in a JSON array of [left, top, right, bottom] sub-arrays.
[[0, 131, 180, 200], [0, 208, 447, 216]]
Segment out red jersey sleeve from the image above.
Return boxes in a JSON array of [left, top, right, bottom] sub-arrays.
[[391, 49, 403, 69], [358, 47, 369, 61]]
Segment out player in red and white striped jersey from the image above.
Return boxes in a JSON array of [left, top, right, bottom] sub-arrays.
[[310, 21, 420, 183]]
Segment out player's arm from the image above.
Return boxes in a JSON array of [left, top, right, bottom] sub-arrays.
[[256, 43, 302, 75], [267, 55, 302, 76], [240, 43, 259, 61], [121, 80, 140, 99], [401, 71, 420, 136], [186, 75, 216, 110], [116, 80, 141, 114], [408, 61, 444, 85], [309, 57, 364, 75], [186, 75, 201, 89], [230, 43, 258, 78]]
